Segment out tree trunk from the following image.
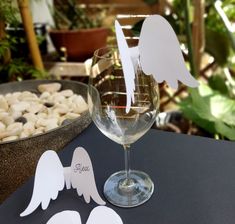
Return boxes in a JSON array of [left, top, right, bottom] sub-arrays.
[[192, 0, 205, 74], [150, 0, 166, 15], [17, 0, 44, 71], [0, 20, 11, 64], [0, 20, 5, 40]]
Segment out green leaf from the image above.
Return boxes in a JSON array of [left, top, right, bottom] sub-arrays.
[[205, 28, 230, 66], [208, 75, 229, 95], [180, 83, 235, 140], [180, 99, 216, 134], [215, 122, 235, 140], [189, 84, 235, 125], [188, 87, 214, 122], [209, 94, 235, 126]]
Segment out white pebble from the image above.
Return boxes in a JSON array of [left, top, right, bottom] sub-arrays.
[[0, 109, 6, 113], [38, 83, 61, 93], [20, 91, 32, 97], [40, 91, 51, 99], [0, 121, 6, 132], [6, 122, 23, 135], [54, 104, 69, 114], [44, 122, 59, 132], [36, 118, 58, 128], [11, 102, 30, 112], [0, 85, 87, 141], [0, 131, 9, 140], [6, 95, 19, 105], [23, 113, 37, 123], [18, 91, 36, 100], [72, 95, 88, 113], [65, 112, 80, 120], [0, 112, 8, 120], [2, 135, 19, 142], [9, 109, 22, 120], [47, 110, 60, 119], [0, 96, 9, 111], [37, 112, 48, 119], [36, 118, 47, 128], [1, 115, 14, 126], [20, 91, 38, 100], [23, 122, 35, 136], [20, 131, 30, 139], [60, 89, 74, 97], [52, 94, 65, 103], [26, 102, 44, 114], [69, 95, 77, 102], [12, 92, 21, 98], [33, 127, 44, 135], [5, 93, 12, 98]]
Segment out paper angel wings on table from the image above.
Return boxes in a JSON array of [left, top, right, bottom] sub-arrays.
[[115, 15, 199, 113], [20, 147, 105, 217], [46, 206, 123, 224]]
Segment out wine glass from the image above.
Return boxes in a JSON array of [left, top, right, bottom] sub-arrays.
[[88, 46, 159, 207]]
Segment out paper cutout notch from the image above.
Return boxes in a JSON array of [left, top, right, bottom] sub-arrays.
[[20, 147, 105, 217]]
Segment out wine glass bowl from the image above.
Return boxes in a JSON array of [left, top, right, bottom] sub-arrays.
[[88, 46, 159, 207]]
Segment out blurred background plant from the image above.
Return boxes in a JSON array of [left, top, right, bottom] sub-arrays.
[[52, 0, 107, 30], [48, 0, 110, 61], [178, 0, 235, 140], [0, 0, 47, 83], [131, 0, 235, 140]]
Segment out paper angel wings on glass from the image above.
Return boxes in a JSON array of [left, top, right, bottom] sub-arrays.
[[46, 206, 123, 224], [20, 147, 105, 217], [115, 15, 199, 113]]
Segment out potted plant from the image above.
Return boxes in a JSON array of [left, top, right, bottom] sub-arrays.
[[49, 0, 109, 62]]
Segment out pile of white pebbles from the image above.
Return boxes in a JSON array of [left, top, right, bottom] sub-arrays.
[[0, 82, 88, 143]]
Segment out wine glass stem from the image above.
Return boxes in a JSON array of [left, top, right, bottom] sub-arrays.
[[124, 144, 131, 180], [119, 144, 135, 192]]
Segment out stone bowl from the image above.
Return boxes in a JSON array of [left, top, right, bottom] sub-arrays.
[[0, 80, 91, 202]]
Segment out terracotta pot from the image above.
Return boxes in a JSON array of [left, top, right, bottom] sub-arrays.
[[49, 27, 109, 62]]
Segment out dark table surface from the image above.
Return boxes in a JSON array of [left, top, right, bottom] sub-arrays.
[[1, 123, 235, 224]]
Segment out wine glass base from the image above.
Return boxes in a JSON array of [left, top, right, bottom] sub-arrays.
[[103, 170, 154, 208]]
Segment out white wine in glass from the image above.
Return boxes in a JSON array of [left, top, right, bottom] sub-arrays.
[[88, 46, 160, 207]]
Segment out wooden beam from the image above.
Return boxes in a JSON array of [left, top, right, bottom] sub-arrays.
[[192, 0, 205, 74], [0, 20, 11, 64], [17, 0, 44, 71], [0, 20, 5, 40]]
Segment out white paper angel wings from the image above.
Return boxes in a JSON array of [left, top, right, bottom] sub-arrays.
[[115, 15, 199, 113], [20, 147, 105, 217], [20, 151, 65, 217], [46, 206, 123, 224]]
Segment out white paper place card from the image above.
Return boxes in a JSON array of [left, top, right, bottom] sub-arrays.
[[138, 15, 199, 89], [20, 147, 105, 217], [46, 206, 123, 224], [20, 151, 65, 217], [86, 206, 123, 224], [115, 15, 199, 113], [115, 20, 136, 113], [70, 147, 106, 205], [47, 210, 82, 224]]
